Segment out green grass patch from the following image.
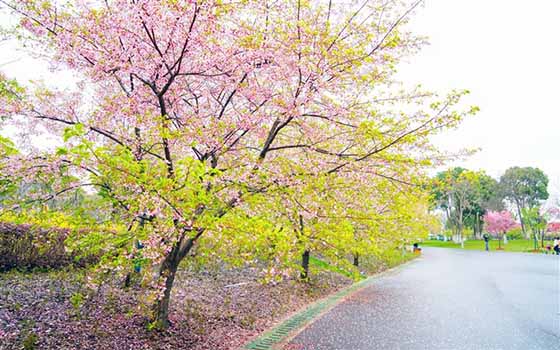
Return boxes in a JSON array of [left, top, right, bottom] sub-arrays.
[[309, 256, 361, 280], [381, 251, 417, 268], [421, 239, 548, 253], [309, 251, 418, 281]]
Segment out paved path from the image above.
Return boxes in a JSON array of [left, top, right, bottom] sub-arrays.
[[287, 248, 560, 350]]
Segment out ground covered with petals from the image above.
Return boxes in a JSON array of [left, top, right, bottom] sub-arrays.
[[0, 267, 351, 350]]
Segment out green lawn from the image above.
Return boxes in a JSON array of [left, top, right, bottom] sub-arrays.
[[308, 252, 417, 281], [309, 255, 362, 280], [421, 239, 552, 253]]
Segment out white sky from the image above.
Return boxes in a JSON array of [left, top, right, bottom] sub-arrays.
[[1, 0, 559, 196], [398, 0, 560, 198]]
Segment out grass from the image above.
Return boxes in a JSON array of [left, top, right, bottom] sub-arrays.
[[309, 251, 418, 281], [421, 239, 552, 253], [309, 256, 359, 280], [382, 251, 418, 268]]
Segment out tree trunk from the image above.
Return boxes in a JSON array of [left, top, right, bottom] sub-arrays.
[[301, 250, 310, 280], [472, 213, 478, 239], [298, 214, 309, 280], [152, 260, 179, 330], [353, 253, 359, 267], [150, 229, 201, 330], [452, 229, 461, 243], [124, 273, 131, 288], [515, 202, 528, 238], [476, 213, 480, 239], [477, 214, 483, 239], [534, 232, 538, 250], [458, 210, 464, 248]]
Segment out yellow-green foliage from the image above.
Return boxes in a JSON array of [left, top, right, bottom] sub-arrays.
[[205, 171, 439, 279]]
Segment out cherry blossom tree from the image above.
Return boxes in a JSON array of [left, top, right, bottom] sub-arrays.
[[525, 206, 559, 248], [545, 207, 560, 236], [483, 210, 517, 249], [0, 0, 476, 329], [547, 222, 560, 234]]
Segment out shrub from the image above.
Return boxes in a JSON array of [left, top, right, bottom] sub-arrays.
[[0, 222, 96, 271], [506, 227, 524, 240]]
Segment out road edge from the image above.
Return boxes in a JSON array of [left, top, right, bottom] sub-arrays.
[[241, 255, 421, 350]]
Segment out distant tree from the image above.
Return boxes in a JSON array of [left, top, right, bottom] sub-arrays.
[[499, 167, 548, 238], [483, 210, 517, 249], [546, 207, 560, 235], [547, 222, 560, 234], [463, 172, 502, 239], [431, 168, 485, 247], [521, 207, 549, 249]]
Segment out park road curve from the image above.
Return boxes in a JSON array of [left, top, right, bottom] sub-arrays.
[[286, 247, 560, 350]]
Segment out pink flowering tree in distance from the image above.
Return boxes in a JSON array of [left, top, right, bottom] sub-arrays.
[[483, 210, 518, 250], [546, 207, 560, 236], [547, 222, 560, 235], [0, 0, 477, 329]]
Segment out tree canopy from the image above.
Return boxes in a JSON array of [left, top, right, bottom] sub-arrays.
[[430, 168, 502, 242], [499, 167, 549, 237], [0, 0, 476, 329]]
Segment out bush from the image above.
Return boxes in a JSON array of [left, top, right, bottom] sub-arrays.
[[506, 227, 524, 240], [0, 222, 95, 271]]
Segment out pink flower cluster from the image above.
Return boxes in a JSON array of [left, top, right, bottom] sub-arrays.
[[483, 210, 518, 236]]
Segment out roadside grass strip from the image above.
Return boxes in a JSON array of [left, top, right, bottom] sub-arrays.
[[309, 256, 360, 280], [421, 239, 545, 252], [242, 257, 417, 350]]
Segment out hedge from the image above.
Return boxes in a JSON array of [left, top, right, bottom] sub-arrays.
[[0, 222, 95, 271]]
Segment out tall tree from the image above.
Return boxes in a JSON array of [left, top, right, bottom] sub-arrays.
[[499, 167, 549, 238], [463, 172, 502, 239], [431, 168, 489, 246], [0, 0, 475, 329]]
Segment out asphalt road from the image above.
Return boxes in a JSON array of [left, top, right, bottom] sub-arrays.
[[287, 248, 560, 350]]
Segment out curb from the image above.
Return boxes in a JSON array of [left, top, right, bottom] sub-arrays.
[[242, 256, 420, 350]]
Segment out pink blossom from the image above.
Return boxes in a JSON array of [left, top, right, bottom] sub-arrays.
[[483, 210, 518, 236]]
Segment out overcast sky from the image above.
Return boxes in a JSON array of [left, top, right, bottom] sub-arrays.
[[1, 0, 559, 196], [398, 0, 560, 197]]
